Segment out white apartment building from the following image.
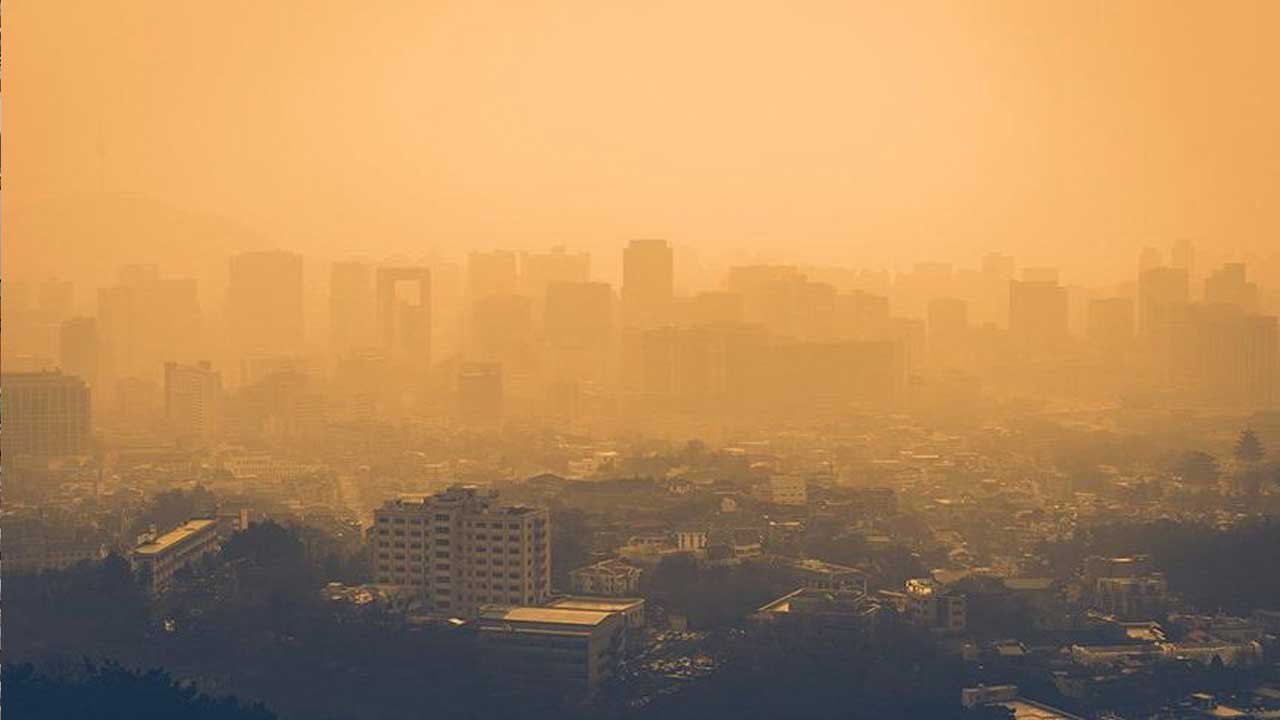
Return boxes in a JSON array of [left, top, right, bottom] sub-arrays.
[[372, 485, 550, 618]]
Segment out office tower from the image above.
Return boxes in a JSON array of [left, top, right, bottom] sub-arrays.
[[1139, 246, 1164, 274], [330, 261, 375, 353], [688, 291, 743, 326], [371, 485, 551, 618], [228, 251, 304, 356], [835, 290, 892, 340], [927, 298, 968, 365], [1087, 297, 1135, 352], [622, 239, 674, 329], [0, 370, 91, 458], [468, 250, 519, 301], [726, 265, 808, 338], [980, 253, 1016, 327], [1137, 267, 1190, 363], [164, 361, 223, 443], [1009, 280, 1069, 349], [1171, 238, 1195, 278], [471, 294, 534, 373], [520, 246, 590, 301], [1022, 267, 1060, 284], [1180, 305, 1277, 409], [895, 262, 954, 320], [545, 282, 614, 384], [1204, 263, 1259, 312], [3, 279, 74, 367], [375, 266, 432, 365], [457, 362, 503, 425], [58, 317, 100, 394], [104, 264, 203, 380]]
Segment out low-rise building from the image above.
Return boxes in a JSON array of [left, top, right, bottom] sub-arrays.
[[130, 518, 220, 596], [475, 605, 625, 696], [569, 558, 643, 596]]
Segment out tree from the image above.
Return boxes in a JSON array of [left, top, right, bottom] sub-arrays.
[[1175, 451, 1220, 485], [1234, 428, 1265, 464]]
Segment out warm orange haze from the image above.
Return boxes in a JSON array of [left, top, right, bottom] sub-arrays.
[[3, 3, 1280, 720]]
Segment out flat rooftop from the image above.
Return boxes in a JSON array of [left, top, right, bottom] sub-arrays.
[[546, 596, 644, 613], [133, 519, 217, 556], [479, 605, 613, 627]]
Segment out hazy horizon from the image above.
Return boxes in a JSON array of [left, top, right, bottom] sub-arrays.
[[6, 0, 1279, 304]]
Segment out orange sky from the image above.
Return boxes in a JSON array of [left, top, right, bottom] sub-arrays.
[[4, 0, 1278, 294]]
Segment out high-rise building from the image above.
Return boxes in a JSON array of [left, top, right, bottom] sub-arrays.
[[228, 251, 304, 357], [1009, 280, 1069, 349], [371, 486, 551, 618], [471, 294, 534, 373], [1087, 297, 1135, 353], [375, 266, 432, 365], [1179, 305, 1277, 408], [457, 362, 503, 425], [0, 370, 91, 457], [1137, 267, 1190, 375], [58, 317, 100, 394], [164, 361, 223, 443], [1204, 263, 1259, 312], [545, 282, 615, 384], [330, 260, 375, 353], [622, 239, 674, 329], [927, 298, 968, 365], [520, 246, 590, 302]]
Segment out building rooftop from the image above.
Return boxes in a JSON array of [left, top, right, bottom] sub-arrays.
[[546, 596, 644, 614], [133, 519, 217, 556], [479, 605, 614, 627]]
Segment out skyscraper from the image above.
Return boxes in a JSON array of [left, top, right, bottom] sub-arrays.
[[164, 361, 223, 443], [228, 251, 304, 357], [1009, 280, 1069, 350], [59, 317, 100, 395], [622, 239, 674, 329], [330, 260, 375, 353], [375, 266, 432, 365]]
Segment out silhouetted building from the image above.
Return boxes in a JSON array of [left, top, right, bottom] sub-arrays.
[[1087, 297, 1135, 352], [164, 361, 222, 443], [1, 370, 91, 457], [458, 362, 503, 425], [376, 266, 432, 365], [330, 260, 375, 353], [1010, 280, 1069, 350], [622, 239, 674, 329], [228, 251, 304, 358], [1204, 262, 1259, 312], [520, 246, 590, 301], [58, 316, 100, 395]]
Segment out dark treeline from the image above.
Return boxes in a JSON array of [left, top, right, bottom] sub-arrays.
[[1040, 518, 1280, 612]]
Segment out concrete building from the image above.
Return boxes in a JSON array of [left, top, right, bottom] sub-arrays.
[[569, 558, 643, 596], [376, 266, 432, 365], [754, 588, 882, 638], [546, 595, 646, 631], [754, 474, 808, 506], [457, 362, 503, 426], [475, 605, 625, 696], [622, 239, 674, 329], [0, 370, 91, 457], [788, 558, 868, 592], [164, 361, 222, 443], [371, 486, 550, 618], [228, 251, 304, 358], [881, 578, 966, 632], [130, 518, 220, 596]]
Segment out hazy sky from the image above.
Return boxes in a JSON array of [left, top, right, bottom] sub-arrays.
[[5, 0, 1278, 292]]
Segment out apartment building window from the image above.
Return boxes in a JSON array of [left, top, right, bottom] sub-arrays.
[[434, 514, 450, 522], [434, 539, 449, 546]]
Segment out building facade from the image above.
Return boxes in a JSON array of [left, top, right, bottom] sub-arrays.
[[1, 370, 92, 457], [371, 486, 550, 617]]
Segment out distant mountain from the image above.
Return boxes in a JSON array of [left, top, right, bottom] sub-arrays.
[[2, 192, 265, 306]]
